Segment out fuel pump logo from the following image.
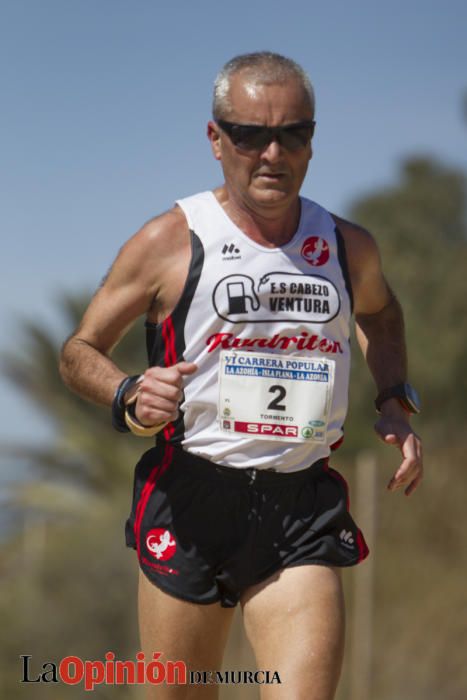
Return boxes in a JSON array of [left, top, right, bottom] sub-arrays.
[[212, 272, 340, 324], [226, 280, 260, 314]]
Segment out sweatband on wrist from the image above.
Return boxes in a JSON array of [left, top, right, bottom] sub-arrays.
[[111, 374, 142, 432]]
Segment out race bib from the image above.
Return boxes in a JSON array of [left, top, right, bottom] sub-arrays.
[[218, 350, 335, 443]]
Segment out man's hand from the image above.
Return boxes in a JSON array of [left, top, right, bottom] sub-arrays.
[[125, 362, 197, 427], [374, 401, 423, 496]]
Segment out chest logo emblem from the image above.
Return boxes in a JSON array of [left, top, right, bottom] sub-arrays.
[[301, 236, 330, 267], [221, 243, 241, 260], [212, 272, 340, 324]]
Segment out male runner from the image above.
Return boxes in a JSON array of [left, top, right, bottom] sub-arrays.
[[60, 52, 423, 700]]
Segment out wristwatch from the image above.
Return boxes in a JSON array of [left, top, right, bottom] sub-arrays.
[[375, 383, 421, 415]]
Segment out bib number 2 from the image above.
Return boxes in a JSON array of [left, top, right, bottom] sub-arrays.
[[218, 350, 335, 443], [268, 385, 287, 411]]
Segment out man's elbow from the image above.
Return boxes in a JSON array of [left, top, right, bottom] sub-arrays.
[[58, 335, 80, 387]]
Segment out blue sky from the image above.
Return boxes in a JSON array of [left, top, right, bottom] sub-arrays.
[[1, 0, 466, 449]]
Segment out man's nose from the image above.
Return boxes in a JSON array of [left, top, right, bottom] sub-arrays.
[[260, 138, 282, 161]]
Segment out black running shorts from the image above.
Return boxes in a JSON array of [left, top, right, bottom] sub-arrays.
[[125, 443, 369, 607]]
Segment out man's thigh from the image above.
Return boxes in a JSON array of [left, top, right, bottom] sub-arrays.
[[138, 570, 236, 700], [241, 565, 345, 700]]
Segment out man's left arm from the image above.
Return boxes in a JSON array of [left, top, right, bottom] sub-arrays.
[[334, 216, 423, 496]]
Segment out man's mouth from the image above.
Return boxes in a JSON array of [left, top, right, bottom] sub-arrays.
[[255, 172, 286, 179]]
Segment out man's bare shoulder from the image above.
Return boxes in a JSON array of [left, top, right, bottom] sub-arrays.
[[103, 205, 190, 291], [124, 205, 190, 262], [331, 214, 391, 314]]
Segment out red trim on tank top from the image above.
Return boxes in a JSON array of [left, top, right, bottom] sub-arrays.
[[330, 435, 344, 451], [161, 316, 177, 365], [161, 316, 178, 441]]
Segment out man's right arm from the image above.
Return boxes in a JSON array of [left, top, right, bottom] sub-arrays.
[[59, 208, 194, 424]]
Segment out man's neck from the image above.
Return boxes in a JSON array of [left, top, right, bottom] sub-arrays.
[[213, 186, 301, 248]]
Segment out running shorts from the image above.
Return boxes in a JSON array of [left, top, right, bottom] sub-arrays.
[[125, 442, 369, 607]]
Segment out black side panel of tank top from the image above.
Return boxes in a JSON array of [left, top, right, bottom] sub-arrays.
[[145, 230, 204, 364], [144, 230, 205, 444], [334, 226, 354, 314]]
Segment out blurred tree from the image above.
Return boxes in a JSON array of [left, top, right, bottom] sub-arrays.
[[338, 155, 467, 700], [2, 292, 148, 503], [0, 293, 149, 699], [342, 156, 467, 453]]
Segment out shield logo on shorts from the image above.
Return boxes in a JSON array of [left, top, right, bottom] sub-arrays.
[[146, 528, 177, 561]]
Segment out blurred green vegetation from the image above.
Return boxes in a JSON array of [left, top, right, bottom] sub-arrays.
[[1, 153, 466, 699], [345, 156, 467, 451], [339, 155, 467, 700]]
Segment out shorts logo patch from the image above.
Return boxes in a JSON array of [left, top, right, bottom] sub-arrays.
[[339, 529, 355, 549], [146, 528, 177, 561], [301, 236, 330, 266]]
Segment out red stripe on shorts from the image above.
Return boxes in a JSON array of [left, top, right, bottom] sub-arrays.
[[324, 461, 368, 563], [134, 443, 174, 559], [324, 462, 350, 510], [356, 529, 369, 562]]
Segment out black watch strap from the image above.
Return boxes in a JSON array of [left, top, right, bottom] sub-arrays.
[[112, 375, 142, 432], [375, 382, 421, 415]]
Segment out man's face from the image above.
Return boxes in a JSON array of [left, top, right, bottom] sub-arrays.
[[208, 74, 314, 214]]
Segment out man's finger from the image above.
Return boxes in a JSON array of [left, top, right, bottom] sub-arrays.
[[405, 472, 423, 497], [142, 363, 196, 389], [174, 361, 198, 375], [387, 448, 422, 492]]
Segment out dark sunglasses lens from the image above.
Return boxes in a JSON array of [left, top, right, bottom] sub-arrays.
[[280, 126, 314, 150], [230, 126, 269, 150]]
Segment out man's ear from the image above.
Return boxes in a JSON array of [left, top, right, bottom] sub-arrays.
[[207, 121, 222, 161]]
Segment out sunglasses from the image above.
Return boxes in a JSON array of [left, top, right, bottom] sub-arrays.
[[216, 119, 315, 152]]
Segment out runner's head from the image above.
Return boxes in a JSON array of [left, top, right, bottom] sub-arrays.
[[207, 52, 316, 213]]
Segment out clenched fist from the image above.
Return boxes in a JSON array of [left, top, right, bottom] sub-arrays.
[[125, 362, 197, 427]]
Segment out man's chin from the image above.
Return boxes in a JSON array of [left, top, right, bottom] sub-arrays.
[[249, 185, 293, 207]]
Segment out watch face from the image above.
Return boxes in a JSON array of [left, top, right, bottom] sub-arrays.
[[375, 383, 421, 414], [403, 383, 421, 413]]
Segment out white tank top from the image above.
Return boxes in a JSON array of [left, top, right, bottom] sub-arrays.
[[145, 190, 353, 472]]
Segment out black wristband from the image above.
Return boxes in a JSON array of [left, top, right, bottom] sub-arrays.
[[112, 375, 142, 432]]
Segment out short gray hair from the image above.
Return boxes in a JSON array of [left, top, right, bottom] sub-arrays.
[[212, 51, 315, 120]]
